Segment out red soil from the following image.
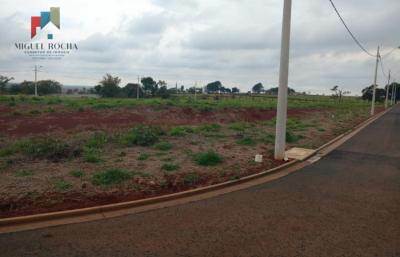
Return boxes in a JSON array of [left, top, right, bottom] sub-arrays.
[[0, 106, 316, 138]]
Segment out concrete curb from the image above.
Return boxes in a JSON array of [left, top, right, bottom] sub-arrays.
[[0, 107, 392, 232]]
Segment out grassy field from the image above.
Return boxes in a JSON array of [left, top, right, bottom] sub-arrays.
[[0, 94, 381, 217]]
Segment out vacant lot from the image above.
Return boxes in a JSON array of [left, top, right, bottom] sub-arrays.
[[0, 95, 381, 217]]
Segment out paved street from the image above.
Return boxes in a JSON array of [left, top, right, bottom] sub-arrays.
[[1, 106, 399, 257]]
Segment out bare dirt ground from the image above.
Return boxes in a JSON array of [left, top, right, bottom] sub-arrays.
[[0, 105, 314, 137]]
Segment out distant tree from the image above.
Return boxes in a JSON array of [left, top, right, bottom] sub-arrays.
[[141, 77, 157, 96], [252, 83, 264, 94], [264, 87, 295, 95], [362, 85, 386, 102], [219, 86, 231, 93], [8, 80, 61, 95], [388, 82, 400, 102], [232, 87, 240, 94], [36, 80, 62, 95], [330, 85, 350, 102], [206, 81, 222, 93], [96, 74, 121, 97], [157, 85, 170, 99], [0, 75, 14, 93], [180, 85, 185, 92], [123, 83, 143, 98]]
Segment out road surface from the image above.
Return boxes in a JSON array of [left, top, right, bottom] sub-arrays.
[[1, 106, 399, 257]]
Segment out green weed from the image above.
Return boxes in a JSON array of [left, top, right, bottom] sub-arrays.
[[154, 141, 173, 151], [92, 168, 132, 186], [194, 150, 223, 166], [161, 163, 180, 172]]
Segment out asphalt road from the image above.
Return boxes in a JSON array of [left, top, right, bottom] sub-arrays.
[[1, 106, 399, 257]]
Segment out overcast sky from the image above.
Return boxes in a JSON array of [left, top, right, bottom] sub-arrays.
[[0, 0, 399, 95]]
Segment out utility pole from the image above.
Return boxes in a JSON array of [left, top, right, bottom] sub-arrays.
[[34, 65, 38, 96], [274, 0, 292, 160], [194, 81, 197, 101], [33, 65, 42, 96], [137, 76, 140, 99], [394, 83, 398, 104], [370, 46, 380, 116], [385, 70, 391, 109]]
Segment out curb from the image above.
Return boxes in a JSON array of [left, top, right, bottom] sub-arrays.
[[0, 106, 392, 230]]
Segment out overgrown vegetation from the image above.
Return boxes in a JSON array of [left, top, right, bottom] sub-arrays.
[[120, 125, 162, 146], [194, 150, 223, 166], [92, 169, 132, 186]]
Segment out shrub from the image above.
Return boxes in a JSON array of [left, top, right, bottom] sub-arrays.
[[137, 153, 150, 160], [92, 169, 132, 186], [121, 125, 162, 146], [161, 163, 180, 172], [154, 141, 173, 151], [15, 138, 71, 160], [194, 150, 223, 166], [183, 172, 200, 186], [83, 147, 102, 163]]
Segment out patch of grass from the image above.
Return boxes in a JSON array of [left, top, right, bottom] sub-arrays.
[[70, 169, 84, 178], [286, 118, 311, 131], [15, 138, 71, 160], [286, 131, 304, 143], [161, 163, 180, 172], [137, 153, 150, 160], [262, 134, 275, 144], [0, 146, 16, 157], [83, 147, 103, 163], [29, 110, 41, 115], [54, 179, 72, 191], [120, 125, 162, 146], [15, 170, 33, 177], [169, 126, 194, 136], [228, 122, 252, 132], [86, 132, 108, 149], [183, 172, 200, 186], [92, 168, 132, 186], [154, 141, 173, 151], [236, 136, 256, 146], [196, 123, 221, 133], [194, 150, 223, 166]]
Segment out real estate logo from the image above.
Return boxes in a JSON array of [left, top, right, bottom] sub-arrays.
[[31, 7, 60, 39], [14, 7, 78, 60]]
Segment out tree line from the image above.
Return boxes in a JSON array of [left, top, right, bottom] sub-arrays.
[[1, 73, 399, 101], [0, 75, 62, 95]]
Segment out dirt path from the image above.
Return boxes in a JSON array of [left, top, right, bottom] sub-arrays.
[[0, 107, 398, 256]]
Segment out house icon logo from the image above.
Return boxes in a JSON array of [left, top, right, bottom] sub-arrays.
[[31, 7, 60, 40]]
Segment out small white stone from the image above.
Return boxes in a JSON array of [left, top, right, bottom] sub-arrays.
[[255, 154, 263, 163]]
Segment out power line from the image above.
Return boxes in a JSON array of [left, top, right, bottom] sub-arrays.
[[381, 46, 400, 59], [328, 0, 376, 58]]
